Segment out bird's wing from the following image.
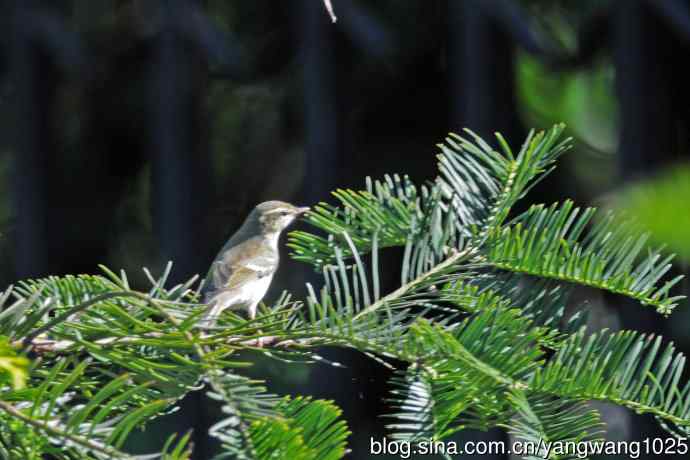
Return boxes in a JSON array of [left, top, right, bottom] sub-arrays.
[[204, 237, 276, 299], [223, 264, 266, 291]]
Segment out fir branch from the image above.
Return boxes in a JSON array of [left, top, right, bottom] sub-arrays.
[[22, 291, 151, 347], [0, 400, 133, 460], [353, 247, 476, 320], [480, 201, 685, 314]]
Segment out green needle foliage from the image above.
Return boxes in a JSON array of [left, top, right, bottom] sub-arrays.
[[0, 123, 687, 459]]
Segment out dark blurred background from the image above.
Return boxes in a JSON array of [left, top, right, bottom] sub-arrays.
[[1, 0, 690, 458]]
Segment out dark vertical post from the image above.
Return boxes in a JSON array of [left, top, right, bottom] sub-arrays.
[[150, 0, 197, 277], [613, 0, 675, 178], [295, 0, 391, 453], [9, 1, 55, 279], [299, 0, 340, 201], [148, 0, 212, 277], [148, 0, 211, 457], [611, 0, 677, 449], [447, 0, 522, 143], [446, 2, 517, 458]]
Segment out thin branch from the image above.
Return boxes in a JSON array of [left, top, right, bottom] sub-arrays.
[[20, 332, 164, 353], [20, 328, 313, 354], [22, 291, 150, 347], [323, 0, 337, 23], [353, 247, 476, 320]]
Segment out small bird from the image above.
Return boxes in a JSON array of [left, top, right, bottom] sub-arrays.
[[201, 201, 309, 325]]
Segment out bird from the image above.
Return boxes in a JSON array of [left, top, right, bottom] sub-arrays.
[[201, 201, 309, 326]]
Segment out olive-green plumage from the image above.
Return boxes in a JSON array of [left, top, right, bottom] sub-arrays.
[[202, 201, 308, 325]]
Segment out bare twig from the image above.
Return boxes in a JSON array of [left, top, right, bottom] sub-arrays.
[[19, 330, 317, 354], [352, 247, 475, 320], [20, 332, 165, 353], [323, 0, 337, 23]]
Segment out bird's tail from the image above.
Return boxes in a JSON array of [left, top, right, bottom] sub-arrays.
[[200, 301, 225, 328]]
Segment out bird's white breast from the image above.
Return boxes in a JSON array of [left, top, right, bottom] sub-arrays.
[[244, 275, 273, 301], [224, 274, 274, 309]]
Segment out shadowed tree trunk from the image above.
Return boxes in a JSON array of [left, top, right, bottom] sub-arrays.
[[612, 2, 690, 457], [447, 0, 523, 145], [447, 2, 525, 458], [614, 1, 678, 178], [9, 1, 60, 280], [147, 1, 212, 457], [298, 0, 340, 202]]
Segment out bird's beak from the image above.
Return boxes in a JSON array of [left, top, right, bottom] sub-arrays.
[[296, 206, 310, 215]]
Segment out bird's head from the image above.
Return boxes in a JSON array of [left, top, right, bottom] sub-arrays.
[[254, 201, 310, 235]]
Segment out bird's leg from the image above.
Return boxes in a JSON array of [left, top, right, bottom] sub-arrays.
[[248, 302, 265, 348]]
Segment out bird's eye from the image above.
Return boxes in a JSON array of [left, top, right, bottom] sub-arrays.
[[280, 211, 290, 216]]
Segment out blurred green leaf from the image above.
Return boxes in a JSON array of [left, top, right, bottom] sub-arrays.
[[0, 337, 28, 390], [619, 165, 690, 262]]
